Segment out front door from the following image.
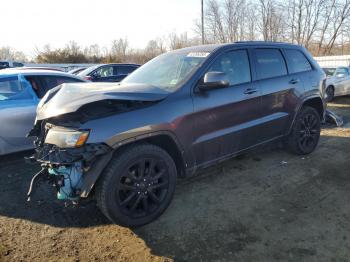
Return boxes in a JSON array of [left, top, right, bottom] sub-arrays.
[[191, 49, 262, 166]]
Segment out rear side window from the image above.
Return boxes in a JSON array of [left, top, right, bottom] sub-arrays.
[[117, 66, 137, 75], [208, 49, 251, 86], [255, 49, 287, 80], [0, 77, 31, 101], [284, 49, 312, 73]]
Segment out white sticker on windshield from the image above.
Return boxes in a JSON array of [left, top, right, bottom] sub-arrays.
[[187, 52, 210, 58], [170, 79, 178, 85]]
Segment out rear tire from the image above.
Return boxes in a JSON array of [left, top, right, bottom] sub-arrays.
[[96, 144, 177, 227], [285, 106, 321, 155]]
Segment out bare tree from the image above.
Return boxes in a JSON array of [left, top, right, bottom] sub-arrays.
[[206, 0, 226, 42], [168, 32, 193, 50], [111, 38, 129, 61], [323, 0, 350, 54], [258, 0, 285, 41], [0, 47, 27, 61]]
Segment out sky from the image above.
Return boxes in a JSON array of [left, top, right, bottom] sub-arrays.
[[2, 0, 201, 57]]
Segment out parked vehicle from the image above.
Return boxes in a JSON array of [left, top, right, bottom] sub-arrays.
[[68, 67, 87, 75], [6, 67, 63, 72], [29, 42, 326, 227], [322, 67, 336, 78], [0, 69, 86, 155], [78, 63, 140, 82], [0, 61, 24, 70], [325, 66, 350, 101]]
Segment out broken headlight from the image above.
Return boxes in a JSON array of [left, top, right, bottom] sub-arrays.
[[45, 127, 89, 148]]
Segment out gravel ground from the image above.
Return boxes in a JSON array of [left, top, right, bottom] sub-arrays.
[[1, 97, 350, 262]]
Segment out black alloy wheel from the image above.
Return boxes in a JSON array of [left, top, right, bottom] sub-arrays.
[[117, 158, 170, 218], [297, 112, 320, 153], [326, 86, 334, 102], [96, 144, 177, 227], [286, 106, 321, 155]]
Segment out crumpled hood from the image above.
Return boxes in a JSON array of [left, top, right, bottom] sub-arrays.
[[36, 82, 169, 120]]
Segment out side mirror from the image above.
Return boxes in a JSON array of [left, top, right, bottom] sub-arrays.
[[199, 71, 230, 91]]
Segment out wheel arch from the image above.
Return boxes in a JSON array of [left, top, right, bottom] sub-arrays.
[[113, 132, 187, 178], [81, 132, 188, 198], [301, 96, 325, 118], [287, 96, 325, 135], [326, 84, 335, 90]]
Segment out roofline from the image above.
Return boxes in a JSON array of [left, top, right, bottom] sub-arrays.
[[100, 63, 141, 66], [0, 69, 86, 79]]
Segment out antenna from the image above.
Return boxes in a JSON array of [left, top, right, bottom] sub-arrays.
[[201, 0, 205, 44]]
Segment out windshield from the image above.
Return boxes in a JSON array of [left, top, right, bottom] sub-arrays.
[[122, 51, 209, 92], [323, 68, 336, 77]]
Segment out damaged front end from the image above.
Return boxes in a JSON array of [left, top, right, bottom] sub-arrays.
[[26, 82, 168, 202], [27, 121, 113, 201]]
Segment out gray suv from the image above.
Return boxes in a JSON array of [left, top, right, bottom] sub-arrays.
[[29, 42, 326, 227]]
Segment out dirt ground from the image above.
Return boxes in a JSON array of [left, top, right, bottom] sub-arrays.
[[1, 97, 350, 262]]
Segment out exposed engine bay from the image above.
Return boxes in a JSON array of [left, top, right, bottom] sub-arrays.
[[27, 123, 111, 201]]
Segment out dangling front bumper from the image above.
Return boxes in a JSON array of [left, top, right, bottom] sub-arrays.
[[28, 143, 113, 201]]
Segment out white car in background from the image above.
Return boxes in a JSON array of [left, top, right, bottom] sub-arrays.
[[0, 61, 24, 70], [0, 69, 86, 155], [325, 66, 350, 101]]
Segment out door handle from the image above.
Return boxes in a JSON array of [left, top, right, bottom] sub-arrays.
[[289, 79, 300, 84], [244, 88, 258, 95]]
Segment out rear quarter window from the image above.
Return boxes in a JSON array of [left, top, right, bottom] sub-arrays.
[[284, 49, 312, 74], [255, 49, 287, 80]]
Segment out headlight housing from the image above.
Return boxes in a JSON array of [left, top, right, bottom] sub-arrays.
[[45, 128, 90, 148]]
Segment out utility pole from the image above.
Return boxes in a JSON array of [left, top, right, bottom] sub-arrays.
[[201, 0, 205, 44]]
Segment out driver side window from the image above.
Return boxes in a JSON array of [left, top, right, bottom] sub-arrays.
[[93, 66, 114, 78], [208, 50, 251, 86]]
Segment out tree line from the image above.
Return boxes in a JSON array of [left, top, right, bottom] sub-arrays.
[[198, 0, 350, 55], [0, 33, 199, 64], [1, 0, 350, 64]]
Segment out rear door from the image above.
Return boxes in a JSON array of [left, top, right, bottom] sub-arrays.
[[0, 75, 37, 153], [252, 48, 303, 141], [191, 49, 262, 165]]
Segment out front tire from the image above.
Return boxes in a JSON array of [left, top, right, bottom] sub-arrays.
[[96, 144, 177, 227], [326, 86, 335, 102], [286, 106, 321, 155]]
